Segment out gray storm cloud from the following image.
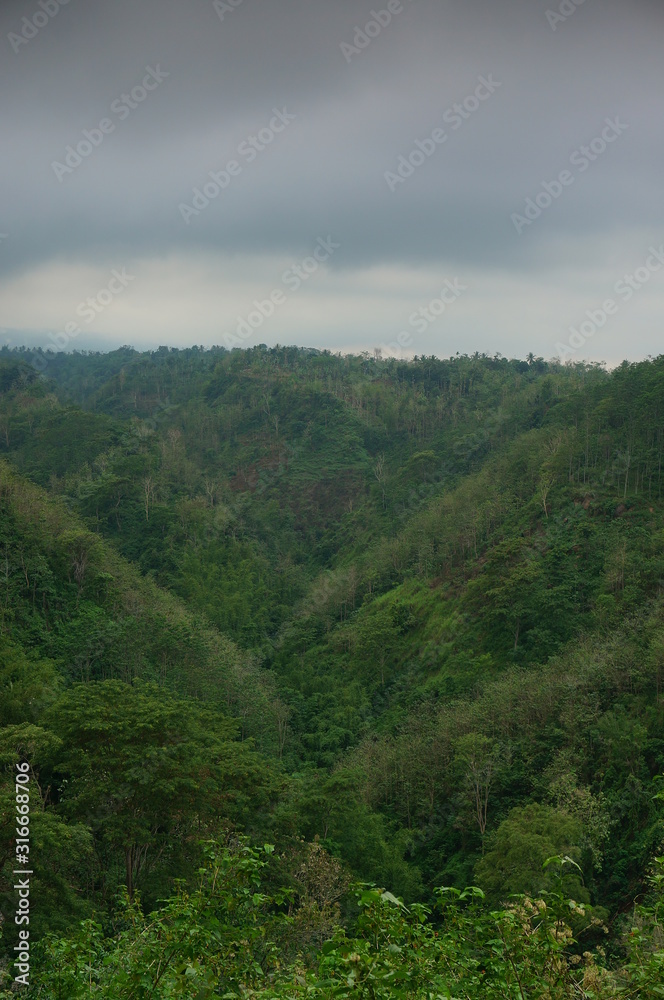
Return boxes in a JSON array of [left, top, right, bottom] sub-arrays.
[[1, 0, 663, 361]]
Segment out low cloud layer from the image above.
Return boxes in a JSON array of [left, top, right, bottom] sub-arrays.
[[1, 0, 662, 364]]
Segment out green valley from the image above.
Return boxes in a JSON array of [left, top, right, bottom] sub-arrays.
[[1, 344, 663, 997]]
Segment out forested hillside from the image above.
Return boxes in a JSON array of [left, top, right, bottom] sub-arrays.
[[1, 344, 663, 997]]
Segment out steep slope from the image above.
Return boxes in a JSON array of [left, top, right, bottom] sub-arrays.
[[1, 347, 664, 920]]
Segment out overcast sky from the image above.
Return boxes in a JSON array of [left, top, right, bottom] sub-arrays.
[[1, 0, 662, 365]]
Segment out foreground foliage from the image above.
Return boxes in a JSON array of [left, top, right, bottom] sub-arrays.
[[3, 844, 662, 998]]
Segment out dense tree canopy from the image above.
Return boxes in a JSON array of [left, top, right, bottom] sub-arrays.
[[1, 345, 664, 994]]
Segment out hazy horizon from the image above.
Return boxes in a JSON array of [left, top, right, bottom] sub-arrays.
[[2, 0, 663, 367]]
